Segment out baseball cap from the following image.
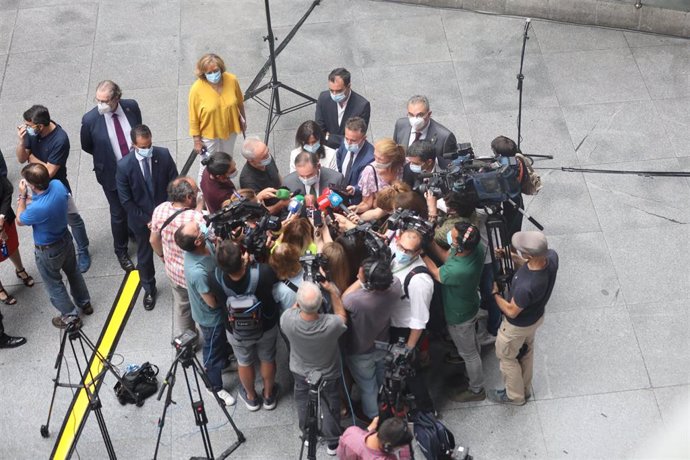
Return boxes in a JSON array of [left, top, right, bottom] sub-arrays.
[[511, 231, 548, 257]]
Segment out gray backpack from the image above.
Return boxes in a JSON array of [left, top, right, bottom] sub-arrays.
[[217, 266, 263, 341]]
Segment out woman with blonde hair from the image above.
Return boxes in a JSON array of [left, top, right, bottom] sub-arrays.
[[352, 138, 405, 214], [321, 241, 350, 294], [188, 53, 247, 181]]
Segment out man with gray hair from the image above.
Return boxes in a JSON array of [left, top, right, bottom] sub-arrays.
[[238, 137, 287, 215], [392, 95, 457, 169], [149, 177, 204, 341], [489, 231, 559, 406], [280, 280, 347, 455]]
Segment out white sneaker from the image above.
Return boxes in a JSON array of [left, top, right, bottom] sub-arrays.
[[326, 445, 338, 456], [207, 388, 236, 406]]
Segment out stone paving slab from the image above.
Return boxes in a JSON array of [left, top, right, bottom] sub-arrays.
[[0, 1, 688, 459]]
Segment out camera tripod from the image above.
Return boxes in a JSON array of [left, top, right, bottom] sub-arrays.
[[153, 331, 245, 460], [41, 320, 138, 459], [299, 370, 325, 460]]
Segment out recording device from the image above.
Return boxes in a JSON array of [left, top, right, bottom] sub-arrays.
[[172, 330, 198, 359], [415, 142, 521, 206], [205, 198, 281, 255], [304, 195, 323, 227], [299, 252, 329, 283], [342, 222, 392, 263], [376, 338, 414, 384], [327, 191, 353, 216], [386, 208, 436, 244], [287, 195, 305, 219]]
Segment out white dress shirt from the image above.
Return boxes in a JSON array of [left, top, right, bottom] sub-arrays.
[[408, 122, 431, 147], [104, 104, 133, 161], [336, 93, 351, 127], [135, 151, 152, 178]]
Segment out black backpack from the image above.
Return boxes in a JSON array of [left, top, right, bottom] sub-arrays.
[[114, 362, 159, 406], [411, 410, 456, 460]]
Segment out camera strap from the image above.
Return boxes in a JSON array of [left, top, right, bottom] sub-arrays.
[[158, 207, 191, 235], [401, 265, 432, 300], [283, 279, 299, 293], [216, 266, 260, 297]]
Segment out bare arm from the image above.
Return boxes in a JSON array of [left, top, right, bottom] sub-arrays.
[[492, 282, 523, 319], [201, 292, 218, 309], [15, 126, 30, 163], [421, 255, 441, 283], [407, 329, 423, 349], [149, 231, 164, 257], [427, 240, 449, 263]]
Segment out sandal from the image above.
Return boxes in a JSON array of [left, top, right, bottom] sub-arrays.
[[0, 288, 17, 305], [15, 268, 35, 287]]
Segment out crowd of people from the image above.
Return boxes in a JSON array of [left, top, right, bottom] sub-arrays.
[[0, 52, 559, 459]]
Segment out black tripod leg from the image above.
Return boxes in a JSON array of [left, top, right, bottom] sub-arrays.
[[41, 330, 70, 437], [153, 359, 179, 460], [91, 399, 117, 460], [183, 364, 214, 460]]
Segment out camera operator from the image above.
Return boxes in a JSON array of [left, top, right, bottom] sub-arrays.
[[337, 416, 412, 460], [491, 135, 524, 239], [402, 140, 437, 190], [388, 229, 435, 411], [281, 281, 347, 456], [215, 239, 281, 411], [342, 256, 402, 421], [174, 221, 235, 406], [422, 222, 486, 403]]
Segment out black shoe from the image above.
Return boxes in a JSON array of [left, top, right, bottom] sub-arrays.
[[143, 291, 156, 311], [80, 303, 94, 315], [117, 254, 135, 272], [0, 334, 27, 349]]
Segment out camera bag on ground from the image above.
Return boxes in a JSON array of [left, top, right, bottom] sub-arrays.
[[411, 409, 456, 460], [217, 265, 264, 341], [515, 153, 542, 195], [114, 362, 159, 406]]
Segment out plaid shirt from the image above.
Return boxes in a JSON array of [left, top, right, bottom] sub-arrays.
[[150, 202, 204, 287]]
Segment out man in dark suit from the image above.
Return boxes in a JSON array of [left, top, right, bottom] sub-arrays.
[[334, 117, 374, 206], [282, 151, 345, 198], [116, 125, 178, 310], [81, 80, 142, 271], [392, 95, 457, 169], [315, 68, 371, 150]]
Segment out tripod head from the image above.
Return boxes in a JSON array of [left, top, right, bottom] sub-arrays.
[[172, 330, 198, 364]]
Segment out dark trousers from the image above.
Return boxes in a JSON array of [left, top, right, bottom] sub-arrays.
[[388, 327, 435, 413], [103, 187, 129, 257], [479, 263, 502, 336], [0, 310, 4, 336], [503, 193, 524, 240], [293, 372, 342, 445], [130, 223, 155, 293]]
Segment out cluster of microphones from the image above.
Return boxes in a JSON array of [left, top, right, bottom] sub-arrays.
[[286, 188, 354, 224]]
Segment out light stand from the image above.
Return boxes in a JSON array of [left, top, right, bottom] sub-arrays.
[[244, 0, 321, 144]]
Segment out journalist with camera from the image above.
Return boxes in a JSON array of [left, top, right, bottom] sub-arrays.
[[342, 256, 402, 421], [280, 281, 347, 456], [215, 239, 281, 411]]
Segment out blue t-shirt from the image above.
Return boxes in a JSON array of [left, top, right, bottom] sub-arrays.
[[23, 124, 71, 192], [19, 180, 69, 245], [184, 242, 223, 328]]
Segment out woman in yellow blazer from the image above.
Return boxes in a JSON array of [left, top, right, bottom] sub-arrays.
[[189, 53, 247, 181]]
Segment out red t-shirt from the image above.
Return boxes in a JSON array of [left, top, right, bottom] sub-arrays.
[[200, 168, 236, 214]]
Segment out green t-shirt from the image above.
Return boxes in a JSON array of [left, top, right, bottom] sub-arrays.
[[439, 243, 484, 325], [184, 242, 223, 328]]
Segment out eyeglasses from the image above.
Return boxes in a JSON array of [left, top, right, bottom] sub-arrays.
[[94, 97, 112, 104], [397, 245, 418, 256]]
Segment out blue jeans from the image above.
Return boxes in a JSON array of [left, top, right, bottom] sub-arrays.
[[346, 350, 386, 419], [479, 263, 502, 336], [67, 195, 89, 254], [200, 324, 228, 391], [34, 232, 91, 317]]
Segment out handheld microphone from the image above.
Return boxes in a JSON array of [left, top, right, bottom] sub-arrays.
[[317, 189, 332, 211], [328, 191, 353, 215], [286, 196, 304, 218], [304, 195, 315, 210]]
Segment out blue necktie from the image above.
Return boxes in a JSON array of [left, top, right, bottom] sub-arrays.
[[142, 158, 153, 197]]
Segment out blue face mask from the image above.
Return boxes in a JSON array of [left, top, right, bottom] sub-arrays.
[[136, 147, 152, 158], [199, 222, 209, 238], [304, 142, 320, 154], [259, 157, 272, 167], [330, 92, 346, 103], [446, 230, 454, 247], [205, 70, 222, 84], [26, 125, 38, 137], [409, 163, 423, 174], [345, 141, 361, 154], [395, 250, 413, 266]]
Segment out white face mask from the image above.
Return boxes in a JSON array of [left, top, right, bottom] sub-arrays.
[[97, 102, 112, 115], [373, 161, 392, 170], [300, 174, 318, 186], [408, 116, 425, 131]]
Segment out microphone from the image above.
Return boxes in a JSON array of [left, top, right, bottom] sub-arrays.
[[317, 189, 332, 211], [286, 195, 304, 218], [328, 191, 353, 215]]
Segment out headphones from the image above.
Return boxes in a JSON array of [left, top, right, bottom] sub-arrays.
[[457, 224, 477, 252], [362, 260, 379, 290], [381, 419, 412, 454]]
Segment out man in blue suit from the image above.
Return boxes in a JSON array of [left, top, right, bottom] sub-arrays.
[[116, 125, 178, 311], [334, 117, 374, 206], [81, 80, 142, 271]]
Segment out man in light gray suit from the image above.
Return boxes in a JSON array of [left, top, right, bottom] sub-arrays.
[[282, 151, 345, 198], [392, 95, 457, 169]]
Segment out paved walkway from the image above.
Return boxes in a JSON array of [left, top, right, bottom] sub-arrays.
[[0, 0, 688, 458]]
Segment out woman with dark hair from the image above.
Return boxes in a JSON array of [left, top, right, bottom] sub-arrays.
[[321, 241, 350, 294], [288, 120, 337, 173], [199, 151, 238, 214], [272, 218, 318, 256]]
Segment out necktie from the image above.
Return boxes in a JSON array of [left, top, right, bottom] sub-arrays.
[[414, 131, 422, 142], [142, 158, 154, 197], [112, 113, 129, 157], [343, 152, 355, 182]]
